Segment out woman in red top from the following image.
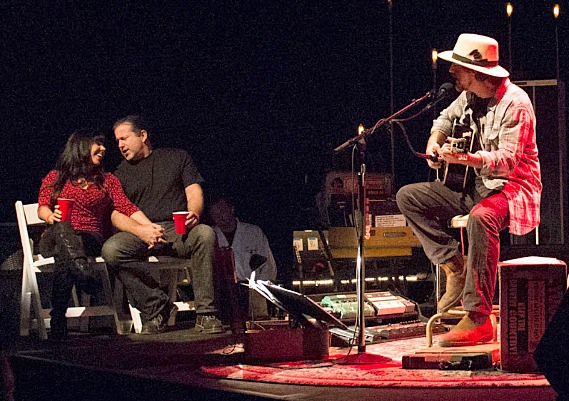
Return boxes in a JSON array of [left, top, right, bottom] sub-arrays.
[[37, 129, 141, 340]]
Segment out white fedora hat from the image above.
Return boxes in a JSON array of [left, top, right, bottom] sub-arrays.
[[438, 33, 509, 78]]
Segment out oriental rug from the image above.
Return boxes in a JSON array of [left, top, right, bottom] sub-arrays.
[[200, 335, 550, 388]]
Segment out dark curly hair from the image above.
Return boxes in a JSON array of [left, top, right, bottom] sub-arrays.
[[49, 129, 106, 204]]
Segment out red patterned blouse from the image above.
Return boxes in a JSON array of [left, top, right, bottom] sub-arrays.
[[38, 170, 140, 238]]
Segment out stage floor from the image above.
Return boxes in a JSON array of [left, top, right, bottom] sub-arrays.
[[3, 319, 558, 401]]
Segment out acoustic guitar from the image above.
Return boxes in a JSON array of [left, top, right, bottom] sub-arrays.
[[442, 116, 475, 192]]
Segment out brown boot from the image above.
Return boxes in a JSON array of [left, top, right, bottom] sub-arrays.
[[437, 254, 466, 312], [437, 312, 493, 347]]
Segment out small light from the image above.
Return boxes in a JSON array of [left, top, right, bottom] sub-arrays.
[[553, 4, 560, 19], [506, 2, 513, 17], [431, 49, 438, 65], [358, 124, 364, 136]]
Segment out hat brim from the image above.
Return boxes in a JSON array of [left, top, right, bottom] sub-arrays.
[[439, 50, 510, 78]]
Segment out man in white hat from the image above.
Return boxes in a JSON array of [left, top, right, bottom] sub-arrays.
[[396, 33, 541, 346]]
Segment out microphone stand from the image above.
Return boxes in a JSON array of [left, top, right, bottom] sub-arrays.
[[334, 90, 434, 153], [334, 90, 434, 364]]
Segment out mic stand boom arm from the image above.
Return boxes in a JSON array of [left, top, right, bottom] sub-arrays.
[[333, 90, 434, 153], [332, 89, 434, 358]]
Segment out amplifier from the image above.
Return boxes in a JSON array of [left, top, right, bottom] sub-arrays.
[[244, 325, 330, 362], [511, 80, 566, 245], [328, 226, 420, 258], [499, 256, 567, 372]]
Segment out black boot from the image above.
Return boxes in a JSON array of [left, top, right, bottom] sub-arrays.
[[49, 314, 68, 341], [54, 222, 94, 291], [50, 223, 92, 340], [49, 262, 74, 341]]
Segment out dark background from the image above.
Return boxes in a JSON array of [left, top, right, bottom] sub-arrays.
[[1, 1, 567, 279]]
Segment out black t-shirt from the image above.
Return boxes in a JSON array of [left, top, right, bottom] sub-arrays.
[[115, 148, 204, 222]]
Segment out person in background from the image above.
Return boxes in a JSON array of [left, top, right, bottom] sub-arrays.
[[208, 196, 277, 320], [315, 175, 352, 228], [396, 33, 541, 347], [37, 129, 148, 340], [102, 115, 222, 334]]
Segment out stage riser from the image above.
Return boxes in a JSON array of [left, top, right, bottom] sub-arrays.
[[10, 355, 276, 401]]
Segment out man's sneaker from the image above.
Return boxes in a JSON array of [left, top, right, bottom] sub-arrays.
[[195, 315, 224, 334], [141, 303, 178, 335]]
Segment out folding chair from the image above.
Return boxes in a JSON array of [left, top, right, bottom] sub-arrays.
[[16, 201, 118, 339], [128, 256, 194, 334]]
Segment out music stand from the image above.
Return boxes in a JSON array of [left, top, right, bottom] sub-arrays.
[[250, 280, 348, 330], [250, 281, 392, 364]]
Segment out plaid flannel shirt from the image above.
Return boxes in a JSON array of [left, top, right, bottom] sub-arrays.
[[431, 79, 542, 235]]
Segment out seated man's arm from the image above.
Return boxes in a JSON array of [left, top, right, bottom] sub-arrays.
[[184, 183, 204, 230], [111, 210, 166, 248], [126, 210, 153, 225]]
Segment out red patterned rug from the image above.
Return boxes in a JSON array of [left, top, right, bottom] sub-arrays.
[[200, 335, 551, 388]]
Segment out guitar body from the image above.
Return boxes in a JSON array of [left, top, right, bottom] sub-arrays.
[[442, 117, 474, 192]]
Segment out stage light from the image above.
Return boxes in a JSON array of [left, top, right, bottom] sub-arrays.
[[553, 4, 560, 79], [292, 275, 420, 288], [291, 279, 335, 287], [431, 49, 438, 67], [506, 3, 513, 73]]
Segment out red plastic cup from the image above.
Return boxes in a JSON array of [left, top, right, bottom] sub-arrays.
[[57, 198, 76, 222], [172, 211, 189, 234]]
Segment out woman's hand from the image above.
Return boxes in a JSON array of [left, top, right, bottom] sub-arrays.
[[46, 205, 62, 224]]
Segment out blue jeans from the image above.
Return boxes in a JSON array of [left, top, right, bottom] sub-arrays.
[[396, 179, 509, 315], [102, 222, 217, 321]]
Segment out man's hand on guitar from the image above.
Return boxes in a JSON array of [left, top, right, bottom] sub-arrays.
[[440, 141, 483, 168], [426, 143, 443, 169], [441, 142, 467, 164]]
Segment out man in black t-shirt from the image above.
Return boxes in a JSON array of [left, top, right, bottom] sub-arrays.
[[102, 115, 222, 335]]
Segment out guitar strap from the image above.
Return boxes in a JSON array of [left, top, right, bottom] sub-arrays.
[[461, 94, 490, 192]]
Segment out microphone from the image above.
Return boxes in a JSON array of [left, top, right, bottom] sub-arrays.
[[431, 82, 455, 102], [420, 82, 455, 114]]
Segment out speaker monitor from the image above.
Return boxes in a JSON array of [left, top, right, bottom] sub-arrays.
[[535, 282, 569, 394]]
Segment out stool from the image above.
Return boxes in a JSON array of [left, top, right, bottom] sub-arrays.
[[434, 214, 469, 312], [429, 213, 472, 347]]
